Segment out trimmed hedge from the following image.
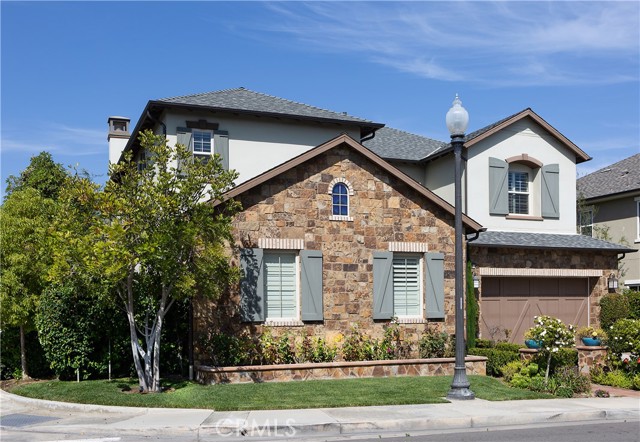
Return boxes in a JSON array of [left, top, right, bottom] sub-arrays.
[[468, 347, 520, 377], [599, 294, 630, 330], [625, 290, 640, 320]]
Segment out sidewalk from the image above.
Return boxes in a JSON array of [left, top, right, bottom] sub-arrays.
[[1, 387, 639, 438]]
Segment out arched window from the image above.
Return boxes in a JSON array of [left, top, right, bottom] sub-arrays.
[[332, 183, 349, 216]]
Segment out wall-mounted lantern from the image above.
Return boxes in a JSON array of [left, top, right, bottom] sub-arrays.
[[608, 273, 618, 293]]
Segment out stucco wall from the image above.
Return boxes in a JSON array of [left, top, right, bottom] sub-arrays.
[[465, 119, 578, 233], [194, 145, 460, 362], [591, 194, 640, 284], [161, 111, 361, 185]]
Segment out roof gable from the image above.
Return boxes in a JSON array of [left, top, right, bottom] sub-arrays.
[[218, 133, 483, 233], [462, 108, 591, 164]]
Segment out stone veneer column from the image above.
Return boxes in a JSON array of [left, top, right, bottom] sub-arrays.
[[576, 345, 607, 375]]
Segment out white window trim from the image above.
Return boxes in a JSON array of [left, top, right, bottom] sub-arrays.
[[392, 253, 424, 320], [508, 169, 530, 215], [192, 129, 213, 156], [579, 207, 594, 237], [328, 178, 354, 221], [264, 251, 301, 323], [635, 197, 640, 243]]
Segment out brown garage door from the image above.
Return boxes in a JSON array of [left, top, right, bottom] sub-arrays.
[[480, 277, 589, 343]]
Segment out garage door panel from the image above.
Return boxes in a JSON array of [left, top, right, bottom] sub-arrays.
[[531, 278, 559, 296], [481, 277, 589, 343]]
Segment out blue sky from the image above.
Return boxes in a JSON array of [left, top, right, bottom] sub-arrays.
[[2, 1, 639, 198]]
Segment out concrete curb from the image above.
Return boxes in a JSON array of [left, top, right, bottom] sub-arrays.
[[2, 388, 639, 438]]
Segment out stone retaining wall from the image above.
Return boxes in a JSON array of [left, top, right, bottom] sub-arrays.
[[196, 356, 487, 384]]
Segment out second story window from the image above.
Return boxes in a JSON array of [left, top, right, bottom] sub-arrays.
[[578, 208, 593, 237], [332, 183, 349, 216], [508, 170, 529, 215], [192, 130, 212, 155]]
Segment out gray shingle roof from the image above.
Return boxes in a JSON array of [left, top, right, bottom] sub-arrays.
[[577, 153, 640, 200], [362, 127, 447, 161], [469, 230, 635, 253], [157, 88, 381, 126], [463, 109, 528, 142]]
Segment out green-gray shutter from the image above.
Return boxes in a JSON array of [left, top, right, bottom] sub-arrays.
[[489, 157, 508, 215], [176, 128, 193, 172], [373, 251, 394, 320], [425, 252, 445, 319], [541, 163, 560, 218], [300, 250, 323, 321], [214, 131, 229, 171], [239, 248, 265, 322]]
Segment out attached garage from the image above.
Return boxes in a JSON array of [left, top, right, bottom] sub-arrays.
[[468, 230, 634, 344], [480, 277, 592, 343]]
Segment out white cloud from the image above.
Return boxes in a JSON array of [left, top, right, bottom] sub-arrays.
[[1, 122, 105, 157], [256, 1, 639, 86]]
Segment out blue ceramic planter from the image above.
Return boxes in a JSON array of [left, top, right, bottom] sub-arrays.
[[581, 337, 602, 346], [525, 339, 542, 349]]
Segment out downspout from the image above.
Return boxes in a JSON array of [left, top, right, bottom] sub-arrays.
[[617, 253, 626, 262], [360, 130, 376, 143]]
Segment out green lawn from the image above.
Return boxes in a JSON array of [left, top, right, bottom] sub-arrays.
[[6, 375, 554, 411]]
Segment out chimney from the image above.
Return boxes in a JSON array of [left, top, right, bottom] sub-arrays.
[[108, 116, 131, 165]]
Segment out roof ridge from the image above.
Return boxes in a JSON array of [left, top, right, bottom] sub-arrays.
[[578, 153, 640, 180], [158, 87, 370, 121]]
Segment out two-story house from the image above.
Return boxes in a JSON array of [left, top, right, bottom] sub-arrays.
[[366, 110, 634, 341], [109, 88, 632, 353], [577, 154, 640, 291]]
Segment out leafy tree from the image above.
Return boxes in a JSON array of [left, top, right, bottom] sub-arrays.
[[51, 131, 240, 392], [5, 152, 68, 200], [0, 188, 56, 378]]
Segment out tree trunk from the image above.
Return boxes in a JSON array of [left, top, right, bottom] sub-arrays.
[[19, 324, 30, 380]]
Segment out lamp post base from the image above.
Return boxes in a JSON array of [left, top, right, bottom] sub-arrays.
[[447, 366, 475, 400], [447, 387, 475, 400]]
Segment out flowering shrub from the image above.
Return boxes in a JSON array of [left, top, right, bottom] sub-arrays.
[[525, 316, 575, 382], [607, 319, 640, 367]]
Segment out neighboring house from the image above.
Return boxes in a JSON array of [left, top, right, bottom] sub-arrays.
[[577, 154, 640, 290], [109, 88, 633, 353]]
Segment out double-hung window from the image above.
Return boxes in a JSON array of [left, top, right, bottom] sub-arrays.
[[578, 208, 594, 237], [373, 250, 444, 321], [508, 170, 529, 215], [264, 252, 297, 320], [392, 255, 422, 317], [192, 130, 212, 156], [239, 246, 323, 323]]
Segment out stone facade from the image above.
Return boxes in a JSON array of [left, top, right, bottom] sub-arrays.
[[196, 357, 487, 384], [576, 345, 608, 375], [195, 145, 460, 363]]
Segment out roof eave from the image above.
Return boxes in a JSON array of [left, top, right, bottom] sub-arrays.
[[468, 242, 636, 254]]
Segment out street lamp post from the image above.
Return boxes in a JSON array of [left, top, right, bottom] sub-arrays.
[[446, 94, 475, 400]]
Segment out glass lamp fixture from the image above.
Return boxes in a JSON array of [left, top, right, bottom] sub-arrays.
[[446, 94, 469, 136]]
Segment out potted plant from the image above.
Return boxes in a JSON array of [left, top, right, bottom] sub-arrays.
[[523, 329, 541, 349], [576, 326, 606, 346]]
